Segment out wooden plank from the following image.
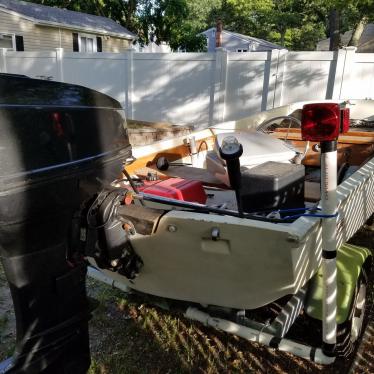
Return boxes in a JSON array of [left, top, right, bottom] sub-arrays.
[[125, 144, 192, 175], [127, 119, 192, 131], [272, 131, 374, 144], [291, 141, 374, 167], [127, 119, 192, 147]]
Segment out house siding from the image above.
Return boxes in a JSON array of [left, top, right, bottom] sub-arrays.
[[59, 28, 73, 50], [103, 36, 130, 53], [59, 28, 130, 52], [0, 10, 59, 50], [0, 10, 131, 52]]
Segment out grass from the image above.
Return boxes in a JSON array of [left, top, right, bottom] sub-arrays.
[[0, 315, 8, 333], [0, 266, 16, 361], [0, 228, 372, 373], [86, 227, 374, 374], [86, 281, 322, 374]]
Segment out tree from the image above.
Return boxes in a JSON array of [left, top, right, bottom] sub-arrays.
[[346, 0, 374, 47], [24, 0, 374, 52], [137, 0, 209, 50], [323, 0, 374, 49], [329, 8, 341, 50], [206, 0, 327, 51], [348, 15, 369, 47]]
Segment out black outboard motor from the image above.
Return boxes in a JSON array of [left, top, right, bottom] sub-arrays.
[[0, 74, 132, 373]]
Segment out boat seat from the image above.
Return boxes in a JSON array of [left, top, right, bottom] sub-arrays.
[[206, 131, 297, 186]]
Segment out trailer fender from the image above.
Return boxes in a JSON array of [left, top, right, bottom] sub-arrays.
[[305, 243, 371, 324]]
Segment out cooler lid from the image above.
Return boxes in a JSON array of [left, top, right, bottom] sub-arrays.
[[215, 131, 296, 166]]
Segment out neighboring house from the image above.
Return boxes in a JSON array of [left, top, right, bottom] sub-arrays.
[[134, 41, 171, 53], [201, 27, 283, 53], [317, 24, 374, 52], [0, 0, 136, 52]]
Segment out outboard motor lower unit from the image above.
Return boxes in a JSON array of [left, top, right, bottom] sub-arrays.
[[0, 74, 132, 373]]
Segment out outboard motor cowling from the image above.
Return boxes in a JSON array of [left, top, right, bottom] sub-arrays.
[[0, 74, 132, 373]]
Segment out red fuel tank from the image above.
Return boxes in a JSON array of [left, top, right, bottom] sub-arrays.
[[141, 178, 207, 204]]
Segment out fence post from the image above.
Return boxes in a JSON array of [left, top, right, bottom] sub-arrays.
[[213, 47, 228, 124], [266, 49, 281, 110], [339, 46, 357, 100], [125, 48, 135, 119], [55, 48, 64, 82], [0, 48, 7, 73], [327, 49, 345, 100], [272, 49, 288, 108]]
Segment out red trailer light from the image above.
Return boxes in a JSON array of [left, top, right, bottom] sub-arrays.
[[301, 103, 341, 141]]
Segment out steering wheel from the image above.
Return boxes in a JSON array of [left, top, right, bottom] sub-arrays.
[[256, 115, 309, 162]]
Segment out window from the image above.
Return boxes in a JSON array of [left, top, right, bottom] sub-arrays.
[[0, 34, 15, 50], [79, 33, 97, 52], [236, 49, 248, 52], [72, 33, 102, 53]]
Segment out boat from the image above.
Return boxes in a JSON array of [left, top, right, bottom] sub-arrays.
[[90, 99, 374, 364], [0, 74, 373, 372]]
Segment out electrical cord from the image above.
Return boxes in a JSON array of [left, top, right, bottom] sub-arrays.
[[282, 212, 338, 220]]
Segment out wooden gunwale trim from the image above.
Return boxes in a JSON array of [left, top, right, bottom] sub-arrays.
[[126, 137, 214, 175], [272, 129, 374, 145], [125, 128, 374, 173]]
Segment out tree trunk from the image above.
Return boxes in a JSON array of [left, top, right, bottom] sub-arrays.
[[348, 15, 369, 47], [329, 9, 340, 51], [280, 30, 286, 47]]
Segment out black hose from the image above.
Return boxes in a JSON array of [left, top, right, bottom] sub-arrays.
[[135, 193, 291, 224]]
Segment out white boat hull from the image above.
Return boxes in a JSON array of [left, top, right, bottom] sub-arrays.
[[92, 155, 374, 309]]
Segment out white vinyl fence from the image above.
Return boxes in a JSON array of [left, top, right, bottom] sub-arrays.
[[1, 47, 374, 127]]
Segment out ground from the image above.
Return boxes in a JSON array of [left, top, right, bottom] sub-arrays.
[[0, 228, 373, 373]]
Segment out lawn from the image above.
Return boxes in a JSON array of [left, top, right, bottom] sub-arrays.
[[87, 226, 374, 373], [0, 228, 373, 373]]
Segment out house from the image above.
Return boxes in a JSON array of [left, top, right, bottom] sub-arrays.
[[0, 0, 136, 52], [201, 27, 283, 53], [317, 24, 374, 52], [134, 40, 171, 53]]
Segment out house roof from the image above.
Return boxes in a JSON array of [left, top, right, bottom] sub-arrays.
[[317, 23, 374, 50], [202, 28, 283, 50], [0, 0, 136, 39]]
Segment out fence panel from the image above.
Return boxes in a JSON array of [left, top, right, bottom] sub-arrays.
[[340, 53, 374, 100], [2, 48, 374, 126], [132, 53, 215, 125], [281, 52, 336, 105], [2, 51, 58, 80], [225, 52, 271, 121], [62, 52, 128, 109]]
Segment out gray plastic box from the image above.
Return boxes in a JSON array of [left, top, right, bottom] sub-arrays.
[[240, 161, 305, 212]]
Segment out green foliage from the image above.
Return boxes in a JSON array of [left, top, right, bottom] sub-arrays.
[[137, 0, 211, 51], [22, 0, 374, 51]]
